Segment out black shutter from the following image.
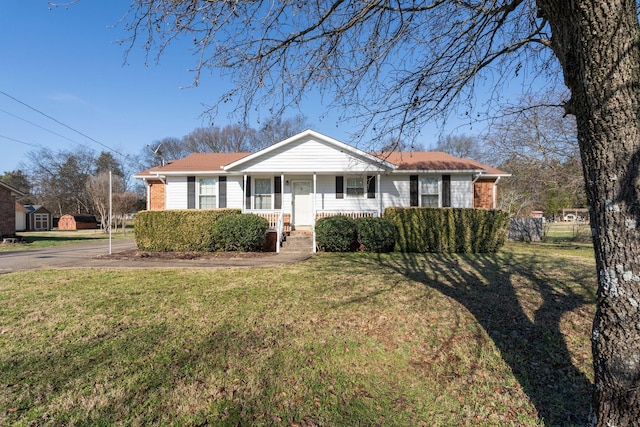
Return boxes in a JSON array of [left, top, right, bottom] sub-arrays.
[[410, 175, 418, 207], [219, 176, 227, 208], [367, 175, 376, 198], [245, 176, 251, 209], [187, 176, 196, 209], [442, 175, 451, 207], [336, 176, 344, 199], [274, 176, 282, 209]]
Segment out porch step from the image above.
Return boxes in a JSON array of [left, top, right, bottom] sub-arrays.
[[280, 234, 314, 253]]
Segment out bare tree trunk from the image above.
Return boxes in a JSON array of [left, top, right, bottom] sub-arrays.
[[538, 1, 640, 424]]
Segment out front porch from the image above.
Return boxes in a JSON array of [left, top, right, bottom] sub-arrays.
[[249, 209, 380, 253]]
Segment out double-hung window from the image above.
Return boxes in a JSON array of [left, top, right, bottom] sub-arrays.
[[198, 178, 217, 208], [254, 178, 272, 209], [346, 176, 365, 198], [420, 177, 439, 207]]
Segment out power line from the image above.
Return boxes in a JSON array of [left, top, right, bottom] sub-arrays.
[[0, 89, 128, 158], [0, 133, 41, 148], [0, 107, 84, 147]]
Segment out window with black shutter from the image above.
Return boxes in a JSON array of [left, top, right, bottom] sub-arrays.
[[219, 176, 227, 208], [336, 176, 344, 199], [442, 175, 451, 207], [187, 176, 195, 209], [274, 176, 282, 209], [367, 175, 376, 199], [245, 176, 251, 209], [410, 175, 418, 206]]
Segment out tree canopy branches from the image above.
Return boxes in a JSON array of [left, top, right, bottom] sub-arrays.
[[118, 0, 557, 142]]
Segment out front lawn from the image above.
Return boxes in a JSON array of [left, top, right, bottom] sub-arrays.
[[0, 229, 134, 252], [0, 243, 596, 426]]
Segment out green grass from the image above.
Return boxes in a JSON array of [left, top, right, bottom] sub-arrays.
[[543, 222, 592, 243], [0, 243, 596, 426], [0, 229, 134, 252]]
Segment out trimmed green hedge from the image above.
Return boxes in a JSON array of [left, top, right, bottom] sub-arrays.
[[315, 216, 359, 252], [384, 207, 509, 253], [355, 217, 397, 253], [134, 209, 241, 252], [315, 216, 397, 253], [211, 213, 269, 252]]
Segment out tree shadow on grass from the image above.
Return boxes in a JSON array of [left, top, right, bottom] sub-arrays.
[[370, 250, 596, 426]]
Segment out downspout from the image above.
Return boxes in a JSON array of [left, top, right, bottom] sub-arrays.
[[377, 173, 382, 217], [472, 171, 484, 209], [313, 173, 317, 253], [493, 176, 501, 209]]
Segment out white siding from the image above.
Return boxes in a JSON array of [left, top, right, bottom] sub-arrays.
[[381, 175, 411, 210], [235, 136, 387, 173], [451, 175, 473, 208], [15, 212, 26, 231], [226, 176, 244, 209], [314, 175, 379, 212], [165, 176, 188, 209]]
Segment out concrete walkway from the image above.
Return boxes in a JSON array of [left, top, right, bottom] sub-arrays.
[[0, 238, 312, 274]]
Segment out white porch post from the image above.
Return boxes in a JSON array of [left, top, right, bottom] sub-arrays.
[[377, 173, 382, 217], [313, 172, 317, 253], [281, 173, 285, 210]]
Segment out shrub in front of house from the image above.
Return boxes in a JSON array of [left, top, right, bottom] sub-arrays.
[[134, 209, 241, 251], [355, 216, 397, 253], [315, 215, 358, 252], [211, 213, 269, 252], [384, 207, 509, 253]]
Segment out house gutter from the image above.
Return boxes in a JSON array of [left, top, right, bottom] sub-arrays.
[[150, 173, 166, 184]]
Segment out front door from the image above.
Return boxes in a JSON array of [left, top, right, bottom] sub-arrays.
[[292, 181, 312, 227]]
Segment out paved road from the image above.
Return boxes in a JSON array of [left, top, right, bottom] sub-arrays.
[[0, 238, 311, 274]]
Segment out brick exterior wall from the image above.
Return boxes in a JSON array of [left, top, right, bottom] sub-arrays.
[[0, 187, 16, 237], [148, 179, 166, 211], [473, 180, 495, 209]]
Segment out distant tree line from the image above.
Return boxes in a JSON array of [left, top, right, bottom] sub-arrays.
[[435, 95, 585, 219], [0, 116, 311, 230]]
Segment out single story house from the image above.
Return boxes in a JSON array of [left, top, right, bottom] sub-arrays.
[[0, 181, 26, 238], [58, 214, 99, 230], [24, 205, 53, 231], [135, 129, 510, 251]]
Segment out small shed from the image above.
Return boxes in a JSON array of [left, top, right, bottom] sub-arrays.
[[24, 205, 53, 231], [58, 214, 98, 230]]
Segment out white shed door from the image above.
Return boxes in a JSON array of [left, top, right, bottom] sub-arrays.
[[292, 181, 312, 226]]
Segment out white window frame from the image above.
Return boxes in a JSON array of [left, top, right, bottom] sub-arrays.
[[34, 213, 49, 230], [254, 177, 273, 209], [197, 177, 218, 209], [345, 176, 366, 198], [420, 176, 440, 207]]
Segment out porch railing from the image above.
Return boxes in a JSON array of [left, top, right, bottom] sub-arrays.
[[315, 210, 380, 220], [249, 209, 290, 253]]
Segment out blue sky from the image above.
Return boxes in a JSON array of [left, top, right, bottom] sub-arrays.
[[0, 2, 486, 175]]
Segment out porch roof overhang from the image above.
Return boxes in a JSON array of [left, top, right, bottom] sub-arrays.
[[222, 129, 396, 172]]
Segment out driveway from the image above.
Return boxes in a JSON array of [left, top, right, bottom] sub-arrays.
[[0, 238, 311, 273], [0, 239, 137, 274]]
